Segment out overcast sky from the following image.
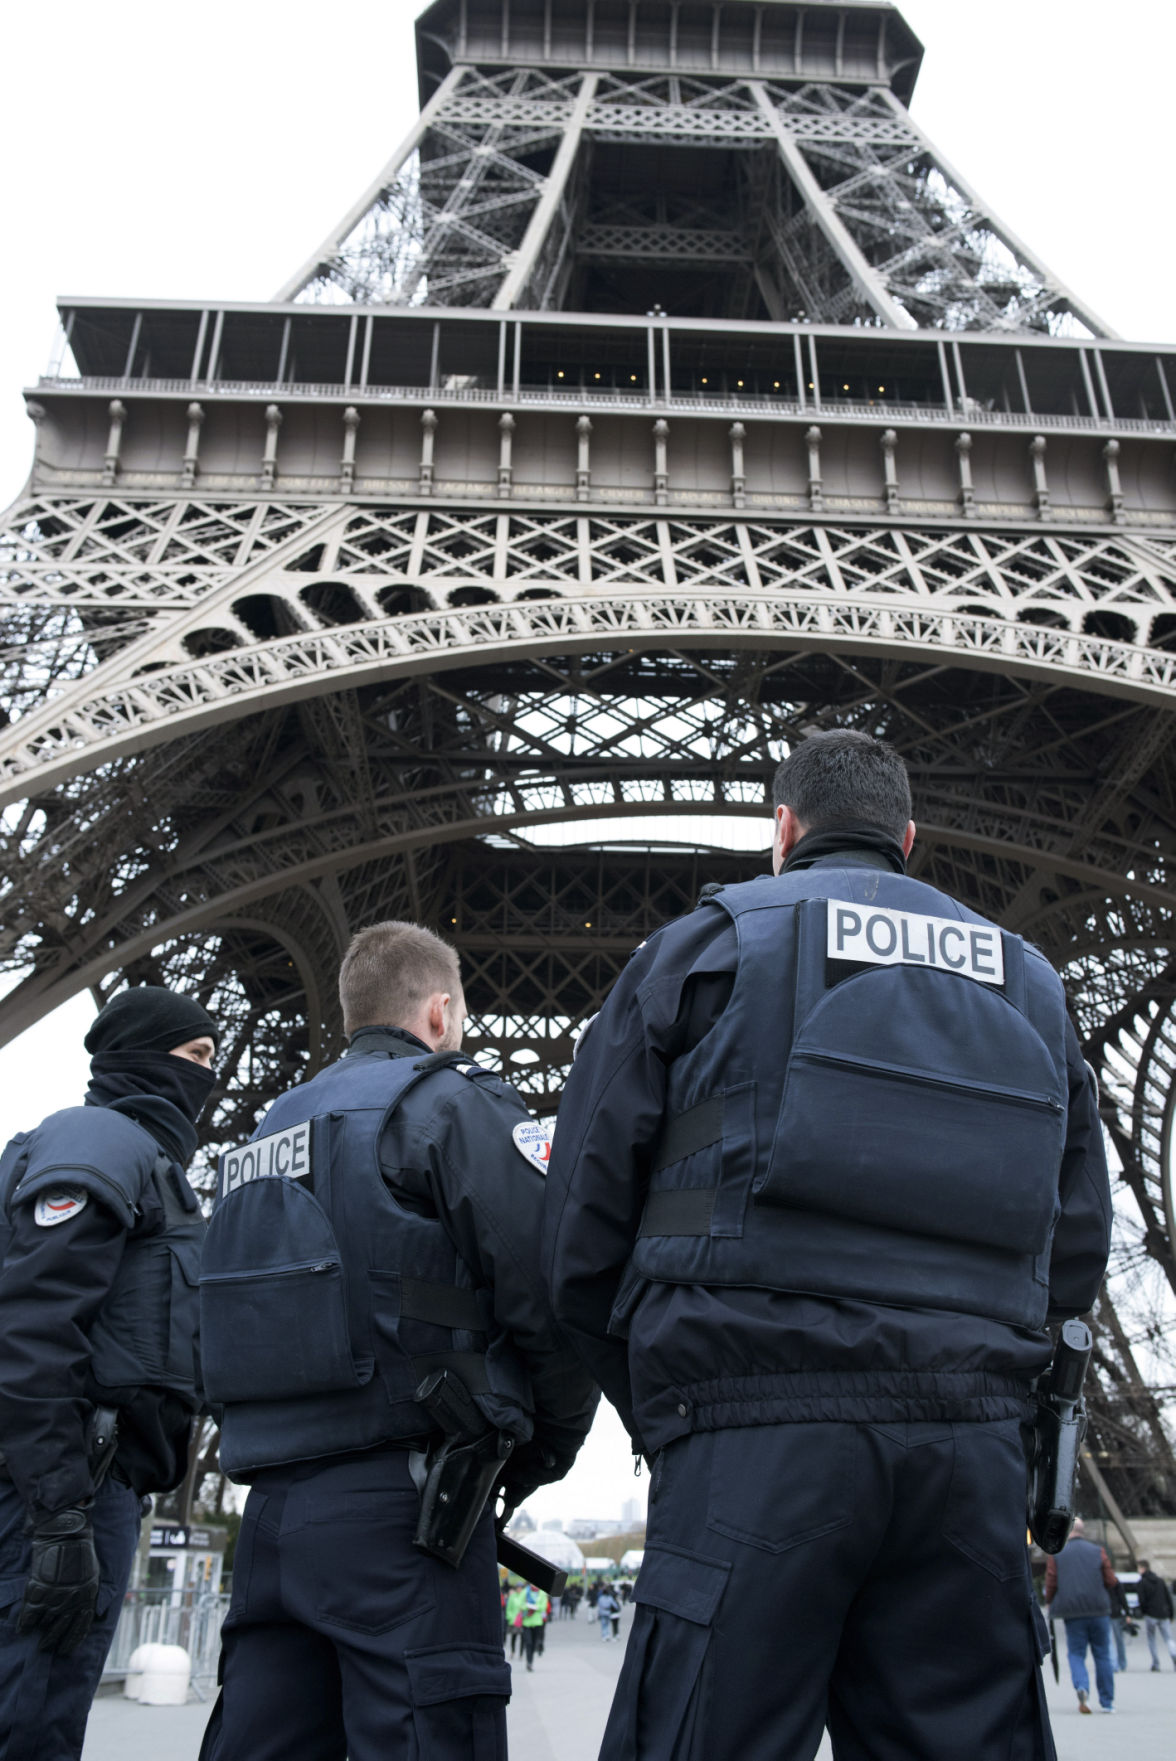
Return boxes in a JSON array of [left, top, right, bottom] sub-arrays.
[[1, 0, 1172, 1528]]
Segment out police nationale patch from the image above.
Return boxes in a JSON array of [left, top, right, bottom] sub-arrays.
[[34, 1188, 89, 1228], [512, 1120, 552, 1173]]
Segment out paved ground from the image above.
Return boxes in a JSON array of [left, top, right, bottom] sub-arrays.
[[82, 1609, 1176, 1758]]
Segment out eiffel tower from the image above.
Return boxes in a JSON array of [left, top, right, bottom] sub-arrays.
[[3, 0, 1175, 1525]]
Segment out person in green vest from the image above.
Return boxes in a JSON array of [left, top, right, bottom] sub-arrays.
[[520, 1586, 550, 1672]]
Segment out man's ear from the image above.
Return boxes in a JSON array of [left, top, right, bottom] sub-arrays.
[[902, 819, 916, 859], [425, 991, 450, 1047], [771, 804, 805, 875]]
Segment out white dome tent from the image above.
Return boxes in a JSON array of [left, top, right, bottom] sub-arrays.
[[506, 1526, 585, 1581]]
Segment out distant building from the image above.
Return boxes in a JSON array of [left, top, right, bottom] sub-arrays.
[[541, 1518, 565, 1530], [567, 1518, 621, 1539], [621, 1498, 644, 1529], [510, 1508, 536, 1534]]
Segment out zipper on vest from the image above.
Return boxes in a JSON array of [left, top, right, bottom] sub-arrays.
[[200, 1256, 341, 1282], [793, 1049, 1063, 1113]]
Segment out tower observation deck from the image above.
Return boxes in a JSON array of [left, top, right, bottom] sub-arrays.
[[3, 0, 1176, 1521]]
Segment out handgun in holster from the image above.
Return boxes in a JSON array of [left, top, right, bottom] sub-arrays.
[[410, 1369, 514, 1569], [409, 1369, 569, 1596], [1027, 1317, 1092, 1555]]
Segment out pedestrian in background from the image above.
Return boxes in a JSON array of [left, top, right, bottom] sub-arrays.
[[596, 1585, 620, 1642], [521, 1585, 549, 1671], [1044, 1518, 1118, 1713], [1107, 1578, 1129, 1672], [505, 1582, 525, 1656], [1136, 1558, 1176, 1670]]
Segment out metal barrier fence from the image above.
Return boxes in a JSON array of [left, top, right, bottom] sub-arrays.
[[102, 1589, 229, 1699]]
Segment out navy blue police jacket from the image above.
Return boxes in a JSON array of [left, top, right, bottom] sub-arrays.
[[202, 1027, 597, 1486], [543, 835, 1111, 1456], [0, 1095, 204, 1517]]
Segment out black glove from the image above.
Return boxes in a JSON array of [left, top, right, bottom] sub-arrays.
[[498, 1444, 560, 1520], [17, 1505, 101, 1654]]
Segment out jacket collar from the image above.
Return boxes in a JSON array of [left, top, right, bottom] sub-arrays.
[[782, 824, 908, 876], [345, 1024, 432, 1060]]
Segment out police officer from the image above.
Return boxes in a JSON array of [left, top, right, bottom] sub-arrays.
[[198, 921, 597, 1761], [0, 985, 218, 1761], [544, 730, 1111, 1761]]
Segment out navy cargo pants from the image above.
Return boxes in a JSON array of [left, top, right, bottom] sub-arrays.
[[0, 1474, 141, 1761], [605, 1419, 1054, 1761], [199, 1448, 510, 1761]]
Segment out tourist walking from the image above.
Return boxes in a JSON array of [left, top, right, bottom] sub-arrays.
[[1136, 1560, 1176, 1671], [597, 1587, 621, 1642], [1044, 1518, 1118, 1714], [520, 1586, 549, 1672]]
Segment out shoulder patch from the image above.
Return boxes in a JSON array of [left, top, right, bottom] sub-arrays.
[[512, 1120, 552, 1173], [34, 1187, 89, 1228]]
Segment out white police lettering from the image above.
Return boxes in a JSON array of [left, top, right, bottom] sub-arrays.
[[34, 1187, 89, 1227], [218, 1121, 312, 1199], [827, 901, 1004, 985], [512, 1120, 553, 1173]]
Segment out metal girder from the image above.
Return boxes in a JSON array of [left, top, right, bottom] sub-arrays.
[[5, 497, 1176, 803], [280, 57, 1113, 337]]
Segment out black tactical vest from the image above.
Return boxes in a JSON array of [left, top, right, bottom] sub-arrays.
[[201, 1047, 532, 1477], [626, 869, 1069, 1331], [0, 1105, 204, 1404]]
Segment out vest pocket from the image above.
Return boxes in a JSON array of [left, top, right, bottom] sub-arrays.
[[164, 1242, 201, 1391], [200, 1259, 362, 1403], [89, 1237, 172, 1386], [200, 1178, 363, 1403], [763, 1047, 1063, 1254]]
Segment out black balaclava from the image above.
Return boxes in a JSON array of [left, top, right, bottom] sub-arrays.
[[84, 987, 219, 1147]]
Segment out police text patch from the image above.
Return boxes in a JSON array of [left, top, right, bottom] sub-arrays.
[[827, 901, 1004, 985], [512, 1120, 552, 1173], [34, 1188, 89, 1227], [218, 1121, 311, 1199]]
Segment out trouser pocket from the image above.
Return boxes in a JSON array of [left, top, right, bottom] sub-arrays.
[[603, 1545, 730, 1761], [404, 1644, 510, 1761]]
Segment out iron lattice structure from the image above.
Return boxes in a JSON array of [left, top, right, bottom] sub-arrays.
[[4, 0, 1176, 1520]]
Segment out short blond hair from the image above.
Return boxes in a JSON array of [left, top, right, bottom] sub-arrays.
[[338, 921, 461, 1036]]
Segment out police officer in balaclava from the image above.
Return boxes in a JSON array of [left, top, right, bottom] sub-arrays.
[[0, 984, 218, 1761]]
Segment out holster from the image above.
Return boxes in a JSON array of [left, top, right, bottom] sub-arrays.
[[410, 1428, 512, 1569], [84, 1407, 120, 1491], [1027, 1318, 1091, 1554], [409, 1368, 512, 1569]]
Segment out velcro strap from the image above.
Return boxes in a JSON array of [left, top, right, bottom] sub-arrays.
[[400, 1278, 486, 1332], [638, 1188, 716, 1237], [652, 1096, 724, 1173], [410, 1352, 491, 1395]]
